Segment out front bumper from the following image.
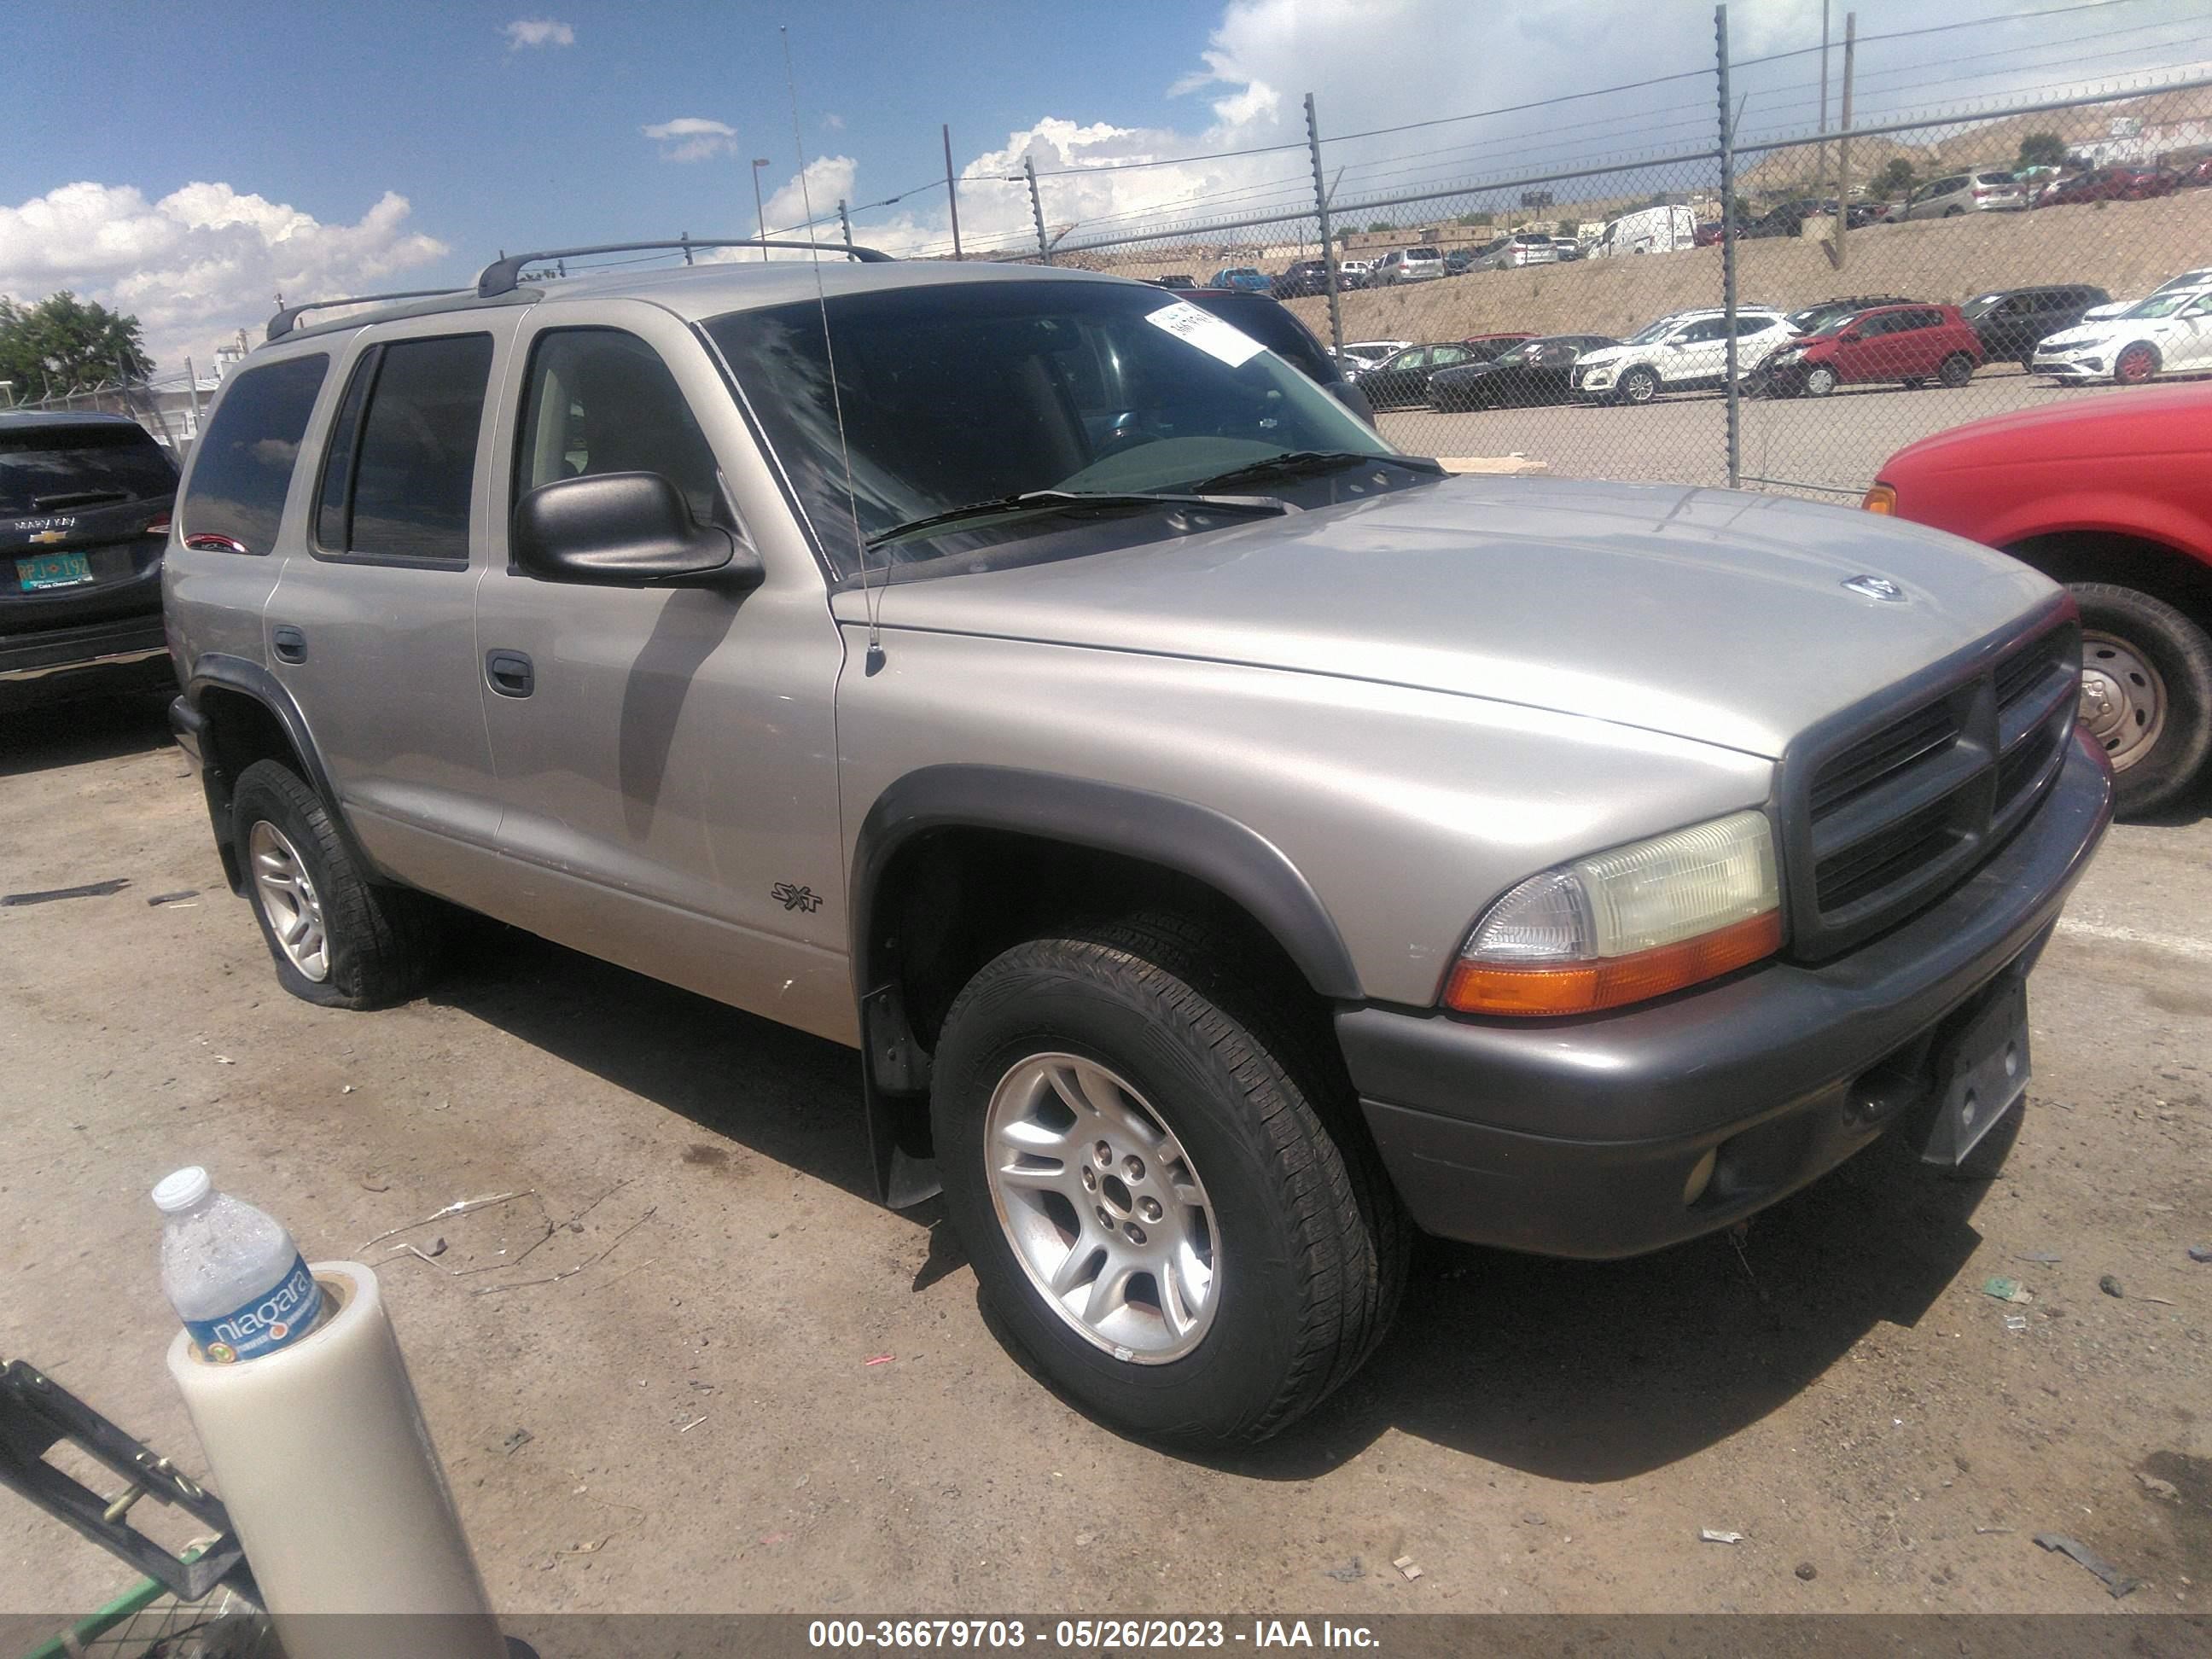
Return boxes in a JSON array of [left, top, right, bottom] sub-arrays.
[[0, 611, 172, 707], [1338, 731, 2113, 1258], [2033, 352, 2103, 378]]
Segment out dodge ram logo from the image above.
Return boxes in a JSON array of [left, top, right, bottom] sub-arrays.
[[1842, 573, 1906, 602]]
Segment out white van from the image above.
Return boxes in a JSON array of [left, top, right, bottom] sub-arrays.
[[1591, 205, 1697, 259]]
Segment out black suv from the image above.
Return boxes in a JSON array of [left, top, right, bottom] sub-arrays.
[[1959, 284, 2111, 369], [2, 412, 179, 711]]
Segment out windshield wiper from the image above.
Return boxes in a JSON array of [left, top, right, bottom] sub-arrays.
[[1184, 451, 1446, 492], [864, 489, 1286, 550], [30, 489, 131, 510]]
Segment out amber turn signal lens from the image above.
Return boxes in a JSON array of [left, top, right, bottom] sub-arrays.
[[1860, 483, 1896, 515], [1443, 908, 1783, 1016]]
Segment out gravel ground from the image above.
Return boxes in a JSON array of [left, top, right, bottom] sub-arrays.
[[1375, 365, 2155, 495], [3, 696, 2207, 1620]]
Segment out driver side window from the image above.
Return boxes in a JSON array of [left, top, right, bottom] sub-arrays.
[[515, 328, 728, 528]]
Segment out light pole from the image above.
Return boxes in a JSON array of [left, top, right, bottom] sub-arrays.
[[751, 158, 771, 260]]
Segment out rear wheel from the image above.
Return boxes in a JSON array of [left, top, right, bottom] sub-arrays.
[[932, 915, 1406, 1445], [2114, 342, 2160, 385], [1938, 353, 1976, 388], [1943, 206, 1965, 218], [2071, 583, 2212, 818], [231, 760, 444, 1009], [1619, 366, 1660, 405], [1803, 364, 1839, 398]]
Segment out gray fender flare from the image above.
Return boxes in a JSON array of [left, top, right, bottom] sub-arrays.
[[847, 765, 1362, 1204]]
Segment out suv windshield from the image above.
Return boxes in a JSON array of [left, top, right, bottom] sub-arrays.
[[1623, 317, 1683, 346], [1959, 293, 2006, 320], [705, 279, 1412, 579], [0, 424, 177, 516]]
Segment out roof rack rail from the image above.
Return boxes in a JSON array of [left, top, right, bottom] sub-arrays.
[[266, 289, 471, 342], [475, 237, 893, 298]]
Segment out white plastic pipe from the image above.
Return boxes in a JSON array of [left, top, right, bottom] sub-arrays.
[[167, 1260, 508, 1659]]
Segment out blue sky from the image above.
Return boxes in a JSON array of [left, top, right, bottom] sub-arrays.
[[6, 0, 2209, 375]]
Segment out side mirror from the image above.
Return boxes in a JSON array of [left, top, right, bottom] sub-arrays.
[[1837, 329, 1861, 343], [511, 472, 763, 591]]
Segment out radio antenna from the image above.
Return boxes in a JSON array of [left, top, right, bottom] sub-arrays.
[[779, 25, 880, 671]]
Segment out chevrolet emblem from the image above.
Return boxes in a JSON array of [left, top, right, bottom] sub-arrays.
[[29, 530, 66, 544]]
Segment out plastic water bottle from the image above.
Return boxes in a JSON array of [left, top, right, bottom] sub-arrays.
[[154, 1167, 323, 1365]]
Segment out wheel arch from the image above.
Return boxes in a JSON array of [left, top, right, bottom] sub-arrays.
[[847, 765, 1363, 1206], [184, 655, 381, 893], [2002, 527, 2212, 624]]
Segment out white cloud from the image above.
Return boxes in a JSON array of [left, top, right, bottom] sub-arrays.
[[643, 116, 739, 163], [0, 181, 448, 375], [503, 18, 574, 50], [823, 113, 846, 131]]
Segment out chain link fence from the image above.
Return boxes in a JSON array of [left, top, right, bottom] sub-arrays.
[[1005, 6, 2212, 504]]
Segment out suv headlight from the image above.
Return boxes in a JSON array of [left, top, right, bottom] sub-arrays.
[[1444, 810, 1782, 1016]]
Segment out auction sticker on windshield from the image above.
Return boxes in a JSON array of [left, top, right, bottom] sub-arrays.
[[1145, 301, 1265, 367]]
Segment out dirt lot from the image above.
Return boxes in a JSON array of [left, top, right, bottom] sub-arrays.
[[1371, 364, 2141, 494], [3, 696, 2208, 1619]]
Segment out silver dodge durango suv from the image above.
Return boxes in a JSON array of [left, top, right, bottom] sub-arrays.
[[164, 238, 2113, 1445]]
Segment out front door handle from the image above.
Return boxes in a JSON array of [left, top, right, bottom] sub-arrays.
[[486, 649, 534, 699], [271, 626, 306, 665]]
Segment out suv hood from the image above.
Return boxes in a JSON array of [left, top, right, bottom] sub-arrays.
[[836, 476, 2055, 759]]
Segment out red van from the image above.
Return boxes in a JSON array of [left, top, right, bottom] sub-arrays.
[[1865, 380, 2212, 816], [1761, 303, 1983, 397]]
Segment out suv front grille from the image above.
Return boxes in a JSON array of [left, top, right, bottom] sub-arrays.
[[1784, 615, 2079, 960]]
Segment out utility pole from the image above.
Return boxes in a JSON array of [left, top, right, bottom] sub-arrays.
[[1024, 154, 1051, 264], [942, 124, 963, 260], [1819, 0, 1831, 186], [838, 198, 853, 247], [1715, 4, 1741, 490], [1304, 92, 1346, 356], [1832, 13, 1856, 272]]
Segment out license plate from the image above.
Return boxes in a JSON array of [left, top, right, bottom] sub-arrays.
[[15, 552, 94, 591], [1924, 973, 2031, 1165]]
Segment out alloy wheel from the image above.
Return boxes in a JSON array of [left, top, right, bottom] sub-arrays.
[[248, 819, 331, 981], [983, 1052, 1220, 1363]]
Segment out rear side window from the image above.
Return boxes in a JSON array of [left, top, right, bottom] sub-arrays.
[[181, 354, 329, 554], [0, 424, 177, 516], [315, 334, 492, 564]]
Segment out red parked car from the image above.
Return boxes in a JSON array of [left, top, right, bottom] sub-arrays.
[[1759, 302, 1983, 397], [1864, 381, 2212, 815], [2034, 166, 2180, 207]]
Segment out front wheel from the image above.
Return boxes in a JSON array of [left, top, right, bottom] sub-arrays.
[[1938, 353, 1976, 388], [2114, 342, 2160, 385], [1618, 366, 1660, 405], [2071, 583, 2212, 818], [931, 917, 1406, 1445], [1803, 364, 1839, 398]]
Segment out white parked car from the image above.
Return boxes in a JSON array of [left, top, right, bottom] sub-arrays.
[[1337, 259, 1373, 288], [2032, 283, 2212, 384], [2081, 267, 2212, 321], [1571, 307, 1794, 404], [1341, 338, 1412, 366], [1371, 247, 1446, 283]]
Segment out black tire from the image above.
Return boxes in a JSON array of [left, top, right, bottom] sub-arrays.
[[931, 914, 1407, 1446], [230, 760, 444, 1010], [2069, 584, 2212, 818], [1943, 206, 1965, 218], [1938, 352, 1975, 388], [1619, 366, 1660, 405]]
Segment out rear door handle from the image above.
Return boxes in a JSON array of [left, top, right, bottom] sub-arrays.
[[486, 649, 534, 699], [271, 626, 307, 665]]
